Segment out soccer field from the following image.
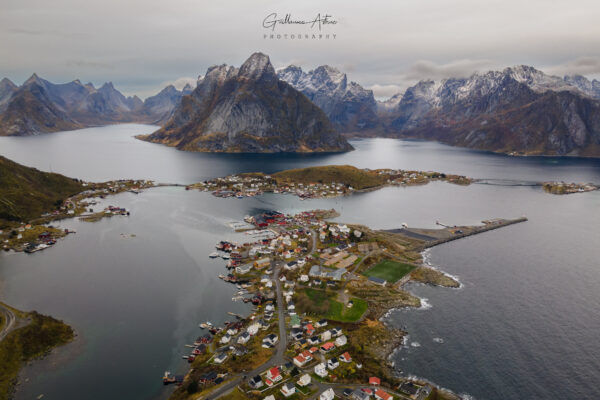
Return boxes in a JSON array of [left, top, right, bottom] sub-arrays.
[[364, 260, 416, 283]]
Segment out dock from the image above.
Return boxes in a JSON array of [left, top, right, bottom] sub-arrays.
[[384, 217, 528, 249]]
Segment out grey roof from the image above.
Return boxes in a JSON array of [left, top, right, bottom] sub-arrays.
[[368, 276, 387, 284]]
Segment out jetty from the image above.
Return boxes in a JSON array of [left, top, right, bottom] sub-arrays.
[[385, 217, 528, 249]]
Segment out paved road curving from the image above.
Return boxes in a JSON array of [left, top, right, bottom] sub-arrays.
[[0, 303, 17, 341], [205, 261, 289, 400]]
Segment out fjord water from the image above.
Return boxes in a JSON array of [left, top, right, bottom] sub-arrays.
[[0, 125, 599, 399], [0, 124, 600, 183]]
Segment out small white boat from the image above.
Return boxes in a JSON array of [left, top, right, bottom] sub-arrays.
[[221, 253, 230, 260], [199, 321, 213, 329], [209, 252, 219, 258]]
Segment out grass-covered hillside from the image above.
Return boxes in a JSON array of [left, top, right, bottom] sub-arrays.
[[272, 165, 387, 190], [0, 306, 74, 400], [0, 156, 83, 226]]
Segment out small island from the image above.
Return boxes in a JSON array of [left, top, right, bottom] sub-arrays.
[[186, 165, 472, 200], [542, 181, 599, 195]]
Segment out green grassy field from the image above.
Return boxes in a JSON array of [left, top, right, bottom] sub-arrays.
[[364, 260, 416, 283], [299, 288, 367, 322], [272, 165, 387, 190]]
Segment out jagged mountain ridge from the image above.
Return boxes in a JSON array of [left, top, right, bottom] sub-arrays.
[[0, 75, 192, 136], [277, 65, 379, 133], [382, 65, 600, 156], [141, 53, 352, 153]]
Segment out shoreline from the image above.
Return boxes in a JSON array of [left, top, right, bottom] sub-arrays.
[[12, 328, 83, 400]]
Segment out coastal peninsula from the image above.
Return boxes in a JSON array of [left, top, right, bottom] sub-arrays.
[[164, 208, 526, 400]]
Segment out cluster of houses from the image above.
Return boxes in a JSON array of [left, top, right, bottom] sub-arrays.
[[183, 208, 428, 400], [194, 173, 358, 200]]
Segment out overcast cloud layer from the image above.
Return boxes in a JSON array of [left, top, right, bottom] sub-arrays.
[[1, 0, 600, 99]]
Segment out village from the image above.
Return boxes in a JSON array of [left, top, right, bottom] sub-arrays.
[[164, 208, 484, 400], [0, 179, 154, 252], [185, 167, 472, 200]]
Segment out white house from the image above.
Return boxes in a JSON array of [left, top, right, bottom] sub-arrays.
[[247, 323, 260, 336], [285, 261, 297, 271], [264, 395, 275, 400], [321, 330, 332, 342], [235, 264, 252, 274], [297, 374, 311, 387], [249, 375, 263, 389], [316, 319, 328, 328], [262, 334, 278, 348], [220, 334, 231, 344], [320, 388, 335, 400], [335, 335, 347, 347], [227, 328, 238, 336], [213, 352, 228, 364], [314, 362, 328, 378], [238, 332, 251, 344], [327, 357, 339, 370], [280, 383, 296, 398]]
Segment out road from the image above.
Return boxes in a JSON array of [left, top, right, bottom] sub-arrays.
[[206, 261, 289, 400], [0, 303, 16, 341], [196, 228, 408, 400]]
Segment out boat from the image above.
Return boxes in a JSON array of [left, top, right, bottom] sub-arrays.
[[199, 321, 213, 329], [209, 252, 219, 258], [163, 371, 176, 385], [221, 253, 230, 259]]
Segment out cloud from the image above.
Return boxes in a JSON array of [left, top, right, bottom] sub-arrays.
[[66, 60, 114, 70], [544, 56, 600, 77], [5, 27, 44, 36], [367, 84, 403, 99], [403, 59, 495, 82], [164, 77, 199, 90]]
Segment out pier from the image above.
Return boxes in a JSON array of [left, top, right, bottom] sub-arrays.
[[385, 217, 528, 249]]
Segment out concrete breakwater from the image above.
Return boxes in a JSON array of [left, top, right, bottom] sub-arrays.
[[424, 217, 528, 249]]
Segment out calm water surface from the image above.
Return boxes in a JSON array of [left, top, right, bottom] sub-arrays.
[[0, 124, 599, 183], [0, 125, 599, 400]]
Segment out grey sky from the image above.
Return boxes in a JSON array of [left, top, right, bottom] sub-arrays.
[[1, 0, 599, 99]]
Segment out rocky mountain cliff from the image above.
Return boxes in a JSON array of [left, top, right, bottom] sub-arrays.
[[278, 65, 379, 133], [0, 75, 83, 136], [0, 78, 18, 111], [141, 53, 352, 153], [0, 75, 189, 136], [383, 66, 600, 156], [141, 84, 193, 124]]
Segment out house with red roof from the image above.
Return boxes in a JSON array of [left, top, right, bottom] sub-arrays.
[[320, 342, 335, 353], [267, 367, 282, 383], [340, 352, 352, 363], [294, 354, 308, 367], [369, 377, 381, 386], [304, 323, 315, 335], [374, 389, 392, 400]]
